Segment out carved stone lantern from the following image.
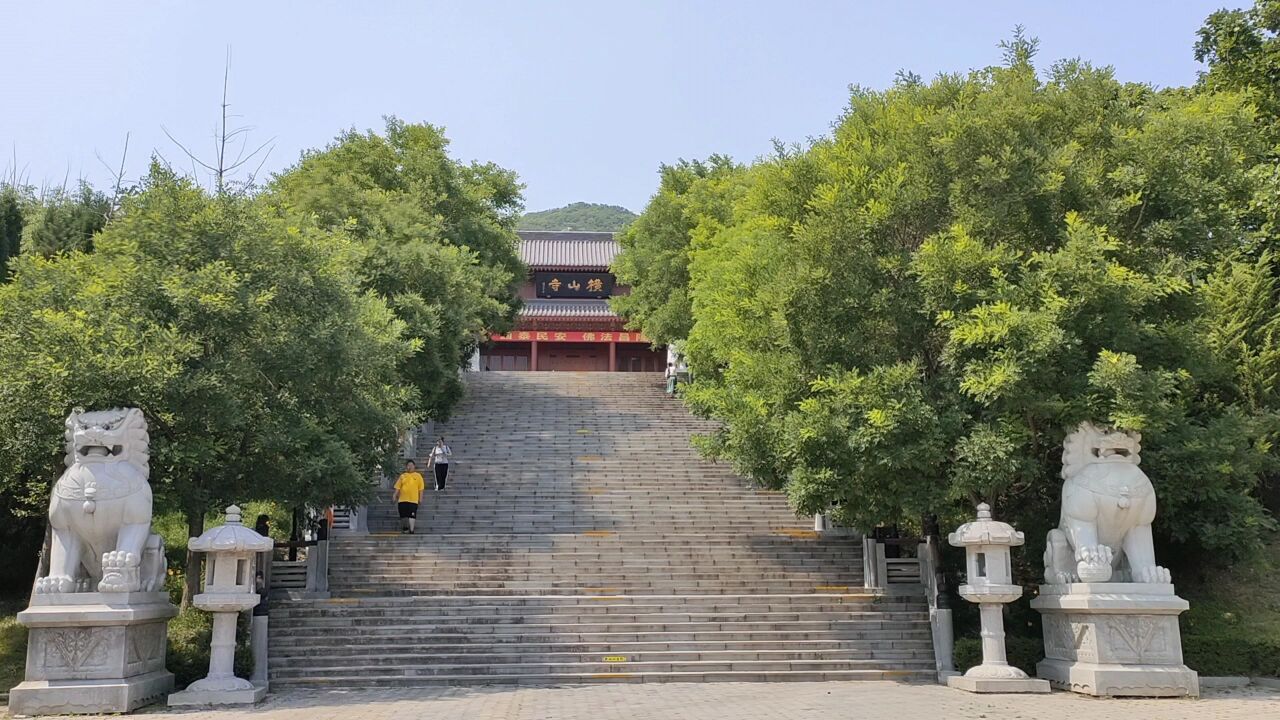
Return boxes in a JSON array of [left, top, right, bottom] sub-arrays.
[[168, 505, 273, 706], [946, 503, 1049, 693]]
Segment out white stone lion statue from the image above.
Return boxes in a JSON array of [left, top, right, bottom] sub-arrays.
[[34, 408, 167, 594], [1043, 421, 1171, 585]]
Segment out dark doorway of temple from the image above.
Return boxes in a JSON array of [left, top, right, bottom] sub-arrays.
[[542, 342, 608, 371]]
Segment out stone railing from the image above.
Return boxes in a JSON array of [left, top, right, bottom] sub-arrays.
[[861, 536, 924, 591], [267, 518, 330, 599], [862, 534, 956, 682], [919, 535, 957, 681]]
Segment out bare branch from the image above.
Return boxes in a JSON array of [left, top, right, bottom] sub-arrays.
[[162, 125, 218, 174], [93, 132, 132, 216], [247, 144, 275, 185]]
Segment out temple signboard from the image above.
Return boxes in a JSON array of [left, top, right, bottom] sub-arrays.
[[492, 330, 648, 343], [534, 271, 615, 299]]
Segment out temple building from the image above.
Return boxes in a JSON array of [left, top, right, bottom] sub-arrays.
[[478, 231, 664, 372]]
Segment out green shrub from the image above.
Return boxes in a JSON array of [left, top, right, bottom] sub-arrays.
[[1184, 633, 1280, 678], [166, 607, 254, 689], [1, 598, 28, 693], [954, 633, 1042, 675]]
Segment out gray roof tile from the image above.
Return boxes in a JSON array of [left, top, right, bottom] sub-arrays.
[[517, 231, 619, 270], [518, 299, 619, 319]]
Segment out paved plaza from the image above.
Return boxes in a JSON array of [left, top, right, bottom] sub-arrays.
[[13, 682, 1273, 720]]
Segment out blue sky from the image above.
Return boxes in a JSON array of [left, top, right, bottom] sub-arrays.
[[0, 1, 1246, 213]]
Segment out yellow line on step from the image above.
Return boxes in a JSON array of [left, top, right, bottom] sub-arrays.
[[582, 530, 616, 537], [592, 673, 633, 679], [774, 528, 819, 539], [321, 598, 360, 604], [815, 585, 850, 591], [576, 455, 605, 462], [576, 429, 593, 435]]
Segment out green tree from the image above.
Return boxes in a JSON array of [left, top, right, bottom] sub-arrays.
[[1196, 0, 1280, 132], [637, 52, 1274, 561], [0, 185, 24, 279], [270, 118, 524, 418], [20, 182, 112, 257], [0, 166, 416, 604], [519, 202, 637, 231], [611, 156, 746, 345]]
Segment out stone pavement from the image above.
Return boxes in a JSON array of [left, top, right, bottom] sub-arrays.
[[12, 682, 1276, 720]]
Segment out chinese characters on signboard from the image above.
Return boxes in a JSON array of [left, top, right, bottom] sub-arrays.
[[534, 271, 615, 299], [492, 330, 645, 343]]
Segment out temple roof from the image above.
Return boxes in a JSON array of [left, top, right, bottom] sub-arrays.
[[518, 231, 619, 271], [519, 299, 618, 319]]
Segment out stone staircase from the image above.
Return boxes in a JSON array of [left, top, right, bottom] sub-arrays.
[[268, 372, 934, 686]]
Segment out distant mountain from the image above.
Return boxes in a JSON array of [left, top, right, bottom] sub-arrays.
[[519, 202, 637, 232]]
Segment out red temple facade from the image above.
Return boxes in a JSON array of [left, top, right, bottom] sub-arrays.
[[478, 231, 665, 372]]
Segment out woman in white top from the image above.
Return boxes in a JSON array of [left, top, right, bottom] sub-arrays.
[[428, 437, 452, 491]]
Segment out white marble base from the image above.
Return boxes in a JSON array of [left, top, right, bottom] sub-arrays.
[[1031, 583, 1199, 697], [9, 670, 173, 715], [948, 675, 1051, 693], [168, 682, 267, 706], [13, 592, 177, 714]]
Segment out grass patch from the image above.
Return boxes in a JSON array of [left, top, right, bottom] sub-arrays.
[[167, 607, 254, 689], [1180, 535, 1280, 677], [1, 597, 27, 694], [954, 634, 1042, 675]]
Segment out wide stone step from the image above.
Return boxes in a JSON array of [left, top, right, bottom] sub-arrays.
[[268, 657, 937, 678], [268, 668, 934, 687], [269, 609, 918, 625], [268, 647, 932, 666], [272, 594, 900, 611]]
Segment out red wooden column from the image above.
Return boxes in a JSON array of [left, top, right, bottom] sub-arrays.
[[530, 340, 539, 371], [608, 341, 617, 372]]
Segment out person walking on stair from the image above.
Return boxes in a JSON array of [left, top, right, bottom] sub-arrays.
[[428, 437, 452, 491], [394, 460, 425, 534]]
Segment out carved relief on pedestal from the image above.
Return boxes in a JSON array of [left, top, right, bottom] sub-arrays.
[[125, 623, 168, 675], [1103, 615, 1177, 665], [1042, 615, 1098, 663], [45, 628, 108, 673], [31, 626, 122, 680]]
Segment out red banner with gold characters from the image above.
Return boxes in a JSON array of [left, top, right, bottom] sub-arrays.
[[491, 330, 649, 343]]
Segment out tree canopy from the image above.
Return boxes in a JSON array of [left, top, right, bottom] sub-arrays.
[[614, 49, 1279, 562], [610, 157, 745, 346], [519, 202, 637, 231], [0, 167, 416, 531], [270, 118, 524, 418]]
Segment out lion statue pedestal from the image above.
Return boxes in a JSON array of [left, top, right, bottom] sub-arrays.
[[1030, 422, 1198, 698], [10, 409, 178, 715]]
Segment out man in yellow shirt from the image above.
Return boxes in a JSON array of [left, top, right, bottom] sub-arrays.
[[394, 460, 426, 534]]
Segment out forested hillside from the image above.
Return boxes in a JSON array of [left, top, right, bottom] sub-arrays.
[[520, 202, 636, 231]]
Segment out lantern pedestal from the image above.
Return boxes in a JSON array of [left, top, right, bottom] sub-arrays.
[[945, 586, 1050, 694], [166, 505, 273, 707], [946, 504, 1049, 694], [1031, 583, 1198, 697]]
